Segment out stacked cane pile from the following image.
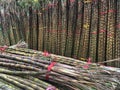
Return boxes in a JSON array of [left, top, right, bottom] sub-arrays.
[[0, 43, 119, 90]]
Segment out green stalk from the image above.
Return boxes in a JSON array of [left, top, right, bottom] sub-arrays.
[[0, 62, 41, 71], [23, 76, 54, 89], [0, 78, 21, 90], [0, 53, 48, 68], [0, 74, 34, 90], [0, 68, 46, 76], [7, 75, 44, 90]]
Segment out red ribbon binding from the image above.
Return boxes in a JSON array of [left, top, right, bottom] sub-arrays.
[[82, 58, 92, 69], [46, 62, 56, 80], [0, 45, 8, 52], [43, 50, 50, 57], [46, 86, 56, 90]]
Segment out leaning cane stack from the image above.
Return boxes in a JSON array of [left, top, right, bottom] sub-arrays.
[[0, 42, 119, 90]]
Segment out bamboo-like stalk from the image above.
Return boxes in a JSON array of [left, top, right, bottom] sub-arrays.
[[0, 53, 48, 68], [0, 62, 42, 71], [0, 78, 21, 90], [0, 74, 34, 90], [0, 68, 46, 76], [7, 75, 44, 90], [24, 76, 59, 89]]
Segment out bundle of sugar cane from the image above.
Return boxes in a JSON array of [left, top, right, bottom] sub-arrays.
[[0, 56, 58, 90], [0, 43, 119, 89], [0, 73, 56, 90], [0, 50, 120, 90], [5, 47, 88, 67], [0, 53, 86, 89]]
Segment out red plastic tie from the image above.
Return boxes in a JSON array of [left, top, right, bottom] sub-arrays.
[[116, 24, 120, 28], [108, 9, 115, 13], [87, 57, 91, 64], [91, 31, 97, 34], [46, 86, 56, 90], [0, 45, 8, 52], [99, 29, 106, 33], [46, 62, 56, 80], [43, 50, 50, 57], [83, 58, 92, 69], [100, 11, 107, 15], [48, 62, 56, 71]]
